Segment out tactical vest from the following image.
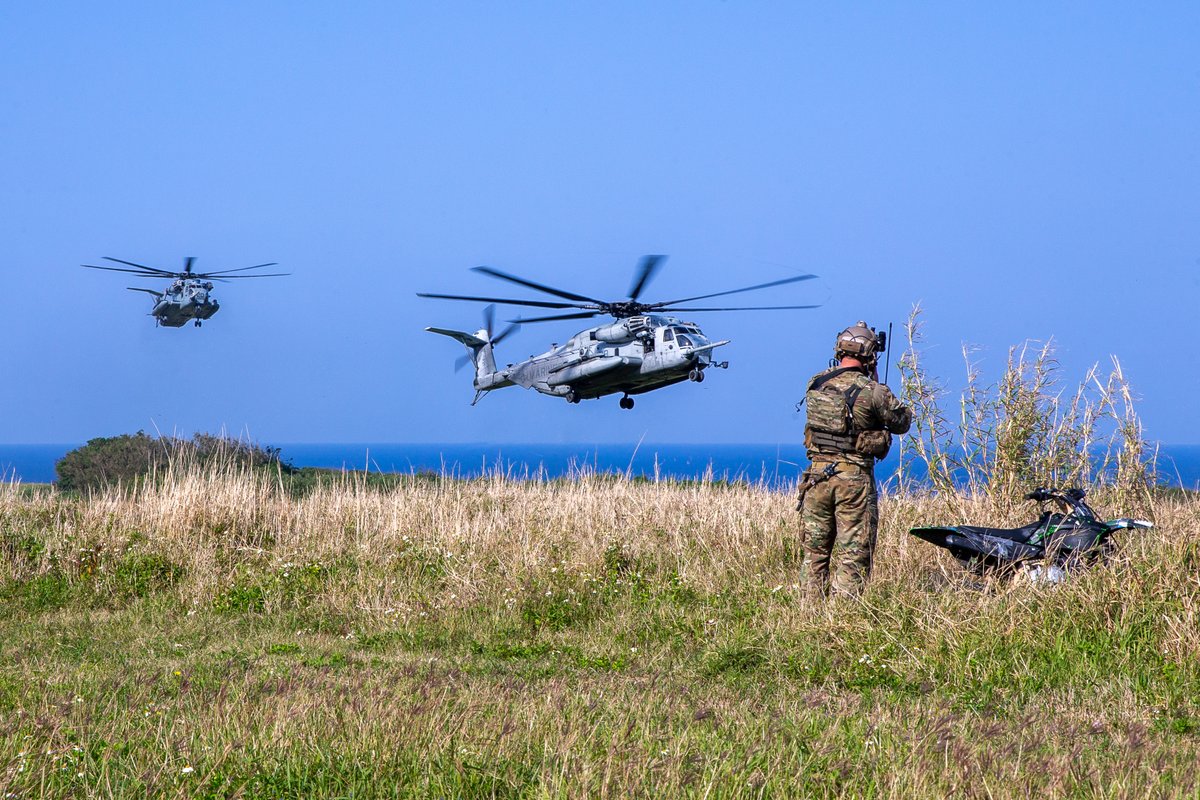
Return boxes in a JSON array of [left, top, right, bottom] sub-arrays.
[[804, 367, 865, 453]]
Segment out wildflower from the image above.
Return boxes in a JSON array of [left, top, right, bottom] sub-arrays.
[[173, 670, 182, 677], [180, 765, 195, 775]]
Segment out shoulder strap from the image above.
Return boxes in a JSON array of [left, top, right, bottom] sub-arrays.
[[807, 366, 860, 392], [844, 383, 865, 409]]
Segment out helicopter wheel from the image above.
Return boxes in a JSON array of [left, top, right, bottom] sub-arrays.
[[565, 390, 579, 404], [619, 396, 634, 410], [194, 320, 202, 328], [689, 368, 705, 382]]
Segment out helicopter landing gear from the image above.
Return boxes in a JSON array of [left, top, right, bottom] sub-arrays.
[[619, 395, 635, 410], [194, 320, 202, 328], [565, 390, 580, 404], [688, 368, 705, 383]]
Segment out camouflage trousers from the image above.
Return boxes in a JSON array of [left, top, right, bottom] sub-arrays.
[[799, 465, 879, 598]]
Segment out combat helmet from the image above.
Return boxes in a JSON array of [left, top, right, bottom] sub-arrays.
[[835, 321, 881, 363]]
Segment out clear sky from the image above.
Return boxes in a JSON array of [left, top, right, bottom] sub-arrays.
[[2, 2, 1197, 445]]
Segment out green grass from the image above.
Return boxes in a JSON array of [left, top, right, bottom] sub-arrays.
[[1, 475, 1198, 797]]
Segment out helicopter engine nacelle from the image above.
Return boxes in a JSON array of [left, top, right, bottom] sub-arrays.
[[592, 316, 651, 344]]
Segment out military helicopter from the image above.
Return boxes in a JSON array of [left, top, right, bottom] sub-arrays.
[[81, 256, 288, 328], [419, 255, 817, 408]]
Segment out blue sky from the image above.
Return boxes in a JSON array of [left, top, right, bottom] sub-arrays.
[[2, 2, 1197, 445]]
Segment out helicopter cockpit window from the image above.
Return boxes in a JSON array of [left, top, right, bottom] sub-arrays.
[[663, 329, 675, 343], [673, 326, 708, 344]]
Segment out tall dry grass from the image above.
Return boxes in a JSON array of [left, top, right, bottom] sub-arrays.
[[2, 456, 1199, 797], [1, 465, 1198, 797], [898, 304, 1155, 518]]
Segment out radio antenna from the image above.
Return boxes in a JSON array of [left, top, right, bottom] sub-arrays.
[[883, 322, 894, 385]]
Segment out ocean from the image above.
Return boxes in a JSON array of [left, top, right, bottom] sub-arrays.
[[4, 442, 1199, 489]]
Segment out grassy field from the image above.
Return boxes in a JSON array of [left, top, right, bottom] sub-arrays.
[[1, 467, 1198, 799]]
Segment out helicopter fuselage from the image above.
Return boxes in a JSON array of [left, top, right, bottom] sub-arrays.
[[475, 315, 729, 404], [149, 279, 220, 327]]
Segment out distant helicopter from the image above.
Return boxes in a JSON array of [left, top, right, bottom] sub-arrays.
[[82, 256, 288, 328], [419, 255, 817, 408]]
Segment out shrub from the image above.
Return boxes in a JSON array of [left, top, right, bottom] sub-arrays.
[[55, 432, 291, 492]]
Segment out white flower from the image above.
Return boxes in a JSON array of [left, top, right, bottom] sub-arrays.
[[180, 765, 195, 775]]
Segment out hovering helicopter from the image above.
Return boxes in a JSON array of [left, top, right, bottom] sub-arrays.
[[81, 256, 288, 328], [419, 255, 817, 408]]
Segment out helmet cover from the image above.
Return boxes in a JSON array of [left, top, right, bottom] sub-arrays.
[[835, 321, 880, 361]]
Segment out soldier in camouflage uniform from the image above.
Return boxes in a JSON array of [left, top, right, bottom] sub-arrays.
[[798, 322, 912, 598]]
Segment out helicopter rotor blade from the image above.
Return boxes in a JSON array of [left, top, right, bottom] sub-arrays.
[[100, 257, 177, 276], [126, 287, 164, 298], [454, 354, 472, 373], [417, 292, 584, 310], [491, 321, 521, 346], [83, 264, 175, 277], [652, 304, 821, 312], [183, 257, 196, 275], [200, 262, 280, 276], [649, 274, 817, 308], [472, 266, 604, 304], [627, 254, 667, 301], [483, 304, 496, 339], [194, 272, 290, 279], [508, 311, 602, 324]]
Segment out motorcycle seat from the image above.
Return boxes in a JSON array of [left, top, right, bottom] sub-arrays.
[[951, 516, 1050, 545]]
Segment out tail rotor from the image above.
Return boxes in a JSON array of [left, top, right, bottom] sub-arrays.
[[451, 304, 521, 372]]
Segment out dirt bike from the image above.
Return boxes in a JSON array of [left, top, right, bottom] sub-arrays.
[[909, 487, 1153, 583]]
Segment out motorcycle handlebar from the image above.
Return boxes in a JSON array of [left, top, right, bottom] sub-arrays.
[[1024, 487, 1094, 517]]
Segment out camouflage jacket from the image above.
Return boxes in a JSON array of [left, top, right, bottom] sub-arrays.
[[803, 366, 912, 468]]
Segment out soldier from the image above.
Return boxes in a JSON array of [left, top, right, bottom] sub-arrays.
[[798, 321, 912, 598]]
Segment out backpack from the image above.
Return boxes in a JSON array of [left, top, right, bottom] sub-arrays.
[[805, 368, 864, 437]]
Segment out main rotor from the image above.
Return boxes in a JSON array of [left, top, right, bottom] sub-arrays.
[[82, 256, 289, 282], [418, 255, 818, 324]]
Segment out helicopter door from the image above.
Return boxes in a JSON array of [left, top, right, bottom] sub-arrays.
[[660, 327, 675, 352]]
